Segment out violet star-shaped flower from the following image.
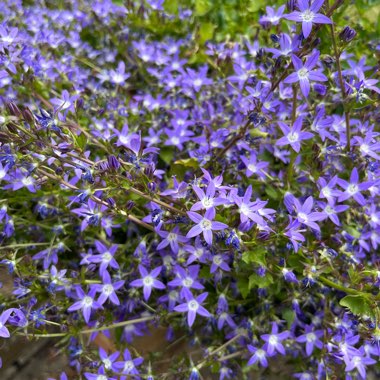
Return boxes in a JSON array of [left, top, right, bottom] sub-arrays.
[[190, 181, 226, 211], [156, 226, 189, 254], [261, 322, 290, 355], [92, 271, 125, 305], [277, 116, 314, 152], [67, 286, 102, 324], [283, 0, 332, 39], [284, 51, 328, 97], [174, 292, 211, 327], [296, 326, 324, 356], [337, 167, 373, 206], [88, 240, 119, 276], [293, 196, 325, 232], [130, 265, 165, 301], [168, 264, 204, 299], [113, 348, 143, 377], [186, 208, 228, 245], [247, 345, 271, 367], [0, 308, 13, 338], [317, 200, 349, 226]]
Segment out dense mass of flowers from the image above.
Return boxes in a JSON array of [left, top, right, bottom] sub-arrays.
[[0, 0, 380, 379]]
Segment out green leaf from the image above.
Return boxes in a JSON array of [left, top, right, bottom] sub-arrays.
[[195, 0, 213, 16], [75, 133, 87, 151], [282, 309, 295, 329], [199, 22, 215, 44], [159, 146, 174, 165], [339, 295, 375, 319], [249, 272, 273, 289], [237, 277, 250, 299], [242, 246, 266, 266], [164, 0, 178, 14], [265, 186, 278, 200], [173, 158, 199, 169]]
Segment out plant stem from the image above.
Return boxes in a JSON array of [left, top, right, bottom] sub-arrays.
[[318, 276, 363, 296], [329, 13, 351, 151]]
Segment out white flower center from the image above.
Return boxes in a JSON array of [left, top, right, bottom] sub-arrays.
[[167, 233, 177, 242], [96, 375, 107, 380], [269, 335, 278, 346], [193, 78, 203, 87], [301, 10, 315, 22], [360, 144, 369, 153], [297, 68, 309, 80], [143, 275, 154, 286], [202, 197, 214, 208], [325, 206, 335, 214], [171, 137, 180, 145], [297, 212, 308, 222], [239, 203, 250, 216], [347, 184, 358, 194], [22, 177, 34, 186], [287, 132, 299, 142], [201, 219, 212, 230], [183, 277, 193, 287], [103, 358, 112, 369], [112, 73, 124, 84], [103, 252, 112, 262], [248, 164, 257, 173], [188, 300, 199, 311], [306, 332, 316, 342], [322, 187, 331, 197], [103, 284, 114, 295], [83, 296, 93, 307], [256, 349, 265, 358], [123, 360, 135, 372], [213, 255, 222, 265]]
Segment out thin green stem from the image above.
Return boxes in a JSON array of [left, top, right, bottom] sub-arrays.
[[318, 276, 364, 296], [329, 14, 351, 151]]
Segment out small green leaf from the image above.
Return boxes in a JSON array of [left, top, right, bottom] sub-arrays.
[[195, 0, 213, 16], [339, 295, 375, 319], [237, 278, 250, 299], [242, 246, 266, 266], [159, 146, 174, 165], [173, 158, 199, 169], [249, 272, 273, 289], [199, 22, 215, 44]]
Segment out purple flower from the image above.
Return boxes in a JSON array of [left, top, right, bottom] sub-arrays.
[[337, 167, 373, 206], [240, 154, 268, 179], [186, 208, 228, 245], [283, 0, 332, 38], [261, 322, 290, 355], [232, 186, 266, 226], [260, 5, 285, 25], [317, 175, 342, 201], [293, 196, 325, 232], [93, 271, 125, 305], [88, 240, 119, 276], [113, 348, 143, 376], [247, 345, 271, 367], [210, 254, 230, 273], [277, 116, 314, 152], [266, 33, 300, 58], [109, 61, 130, 85], [130, 265, 165, 301], [296, 325, 324, 356], [67, 287, 102, 324], [174, 292, 211, 327], [0, 308, 13, 338], [85, 366, 116, 380], [284, 51, 328, 97], [168, 265, 204, 299], [190, 181, 226, 211], [51, 90, 79, 119], [98, 347, 120, 371], [317, 200, 349, 226], [345, 347, 376, 378], [282, 268, 298, 283], [156, 226, 189, 254]]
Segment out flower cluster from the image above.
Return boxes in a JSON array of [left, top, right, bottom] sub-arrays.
[[0, 0, 380, 379]]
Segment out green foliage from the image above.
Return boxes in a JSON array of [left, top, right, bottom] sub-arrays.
[[339, 295, 376, 319]]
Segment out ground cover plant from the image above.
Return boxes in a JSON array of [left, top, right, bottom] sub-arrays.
[[0, 0, 380, 378]]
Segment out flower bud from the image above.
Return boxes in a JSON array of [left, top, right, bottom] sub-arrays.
[[286, 0, 296, 12], [107, 155, 120, 170], [339, 26, 357, 42]]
